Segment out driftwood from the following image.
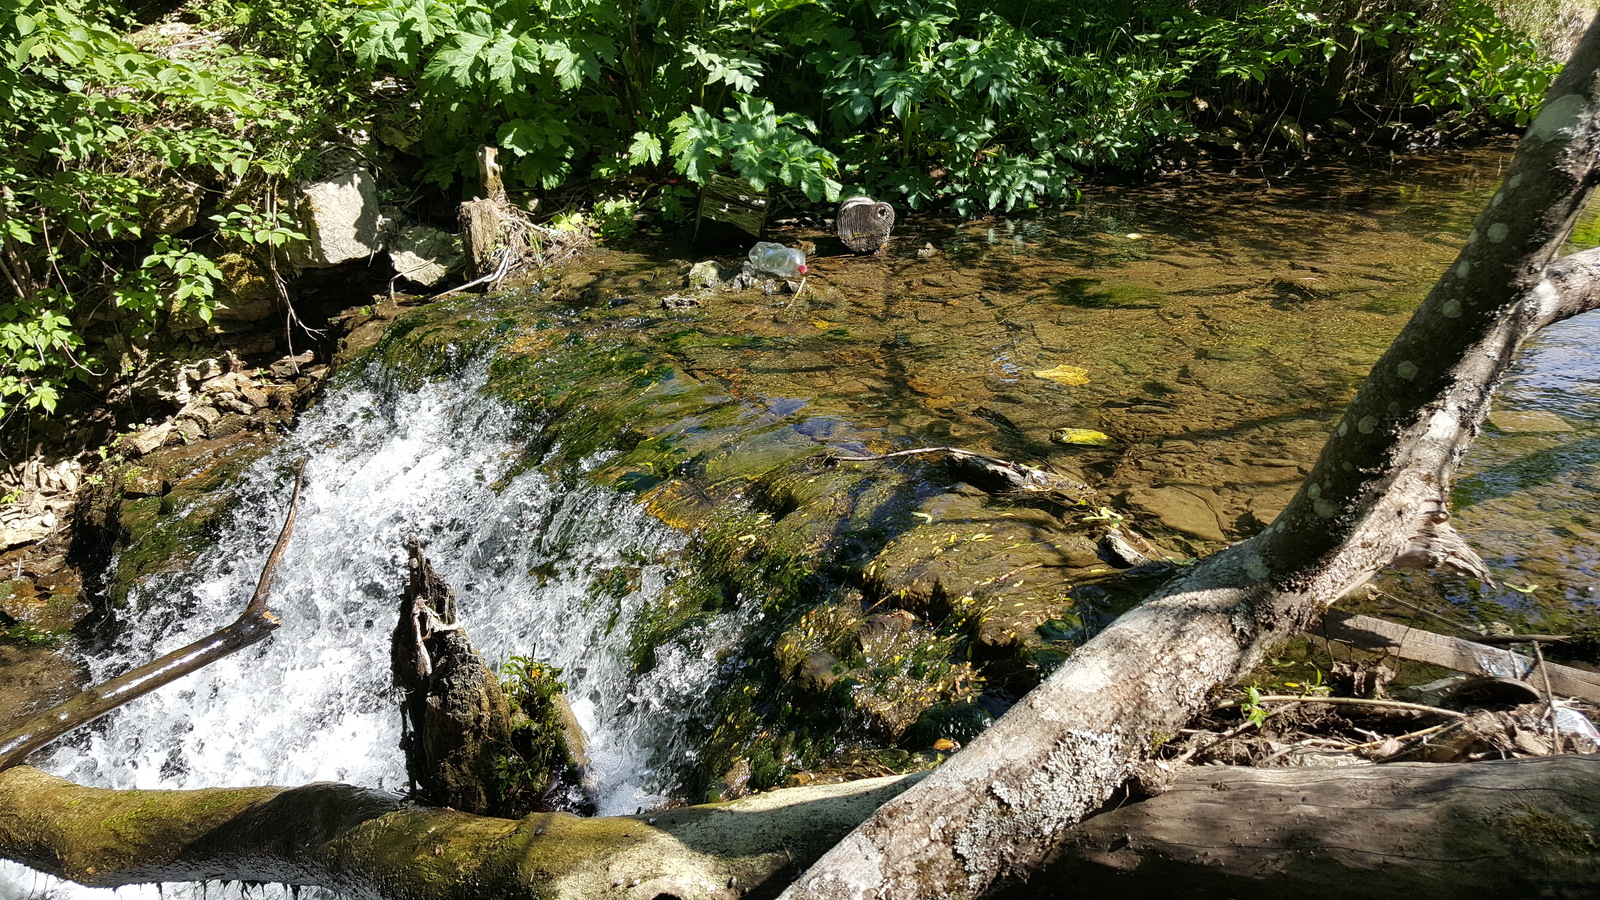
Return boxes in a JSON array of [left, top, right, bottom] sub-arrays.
[[836, 195, 894, 253], [0, 460, 307, 771], [392, 536, 512, 815], [1320, 610, 1600, 703], [779, 18, 1600, 899], [5, 757, 1599, 899]]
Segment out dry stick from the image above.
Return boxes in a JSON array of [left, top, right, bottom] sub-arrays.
[[826, 446, 984, 463], [0, 460, 308, 771], [1345, 721, 1455, 753], [1532, 641, 1563, 753], [425, 246, 512, 302], [1215, 695, 1467, 719]]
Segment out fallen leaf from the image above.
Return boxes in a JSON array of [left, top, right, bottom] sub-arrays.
[[1033, 363, 1091, 385], [1051, 427, 1113, 446]]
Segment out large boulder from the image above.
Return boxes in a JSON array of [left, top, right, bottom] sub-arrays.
[[290, 170, 384, 268]]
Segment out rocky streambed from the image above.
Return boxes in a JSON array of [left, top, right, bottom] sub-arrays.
[[6, 142, 1600, 811]]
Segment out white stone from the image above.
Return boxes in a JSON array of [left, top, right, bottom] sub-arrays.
[[290, 170, 385, 268], [389, 224, 464, 287]]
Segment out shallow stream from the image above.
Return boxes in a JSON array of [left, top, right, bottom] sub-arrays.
[[6, 142, 1600, 899]]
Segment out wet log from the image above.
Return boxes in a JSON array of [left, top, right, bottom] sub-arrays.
[[393, 536, 512, 815], [780, 18, 1600, 900], [0, 764, 922, 900], [0, 461, 306, 771], [5, 758, 1599, 899], [1029, 755, 1600, 900], [836, 196, 894, 253]]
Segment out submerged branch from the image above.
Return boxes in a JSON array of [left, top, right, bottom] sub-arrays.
[[0, 460, 307, 771]]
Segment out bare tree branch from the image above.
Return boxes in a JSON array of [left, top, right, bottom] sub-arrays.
[[0, 460, 307, 771]]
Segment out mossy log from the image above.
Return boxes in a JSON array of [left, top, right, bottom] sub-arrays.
[[5, 759, 1599, 899], [0, 765, 921, 900]]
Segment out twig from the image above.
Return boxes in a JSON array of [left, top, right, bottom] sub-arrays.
[[1345, 722, 1453, 752], [1169, 707, 1287, 766], [425, 247, 511, 302], [825, 446, 983, 464], [1215, 695, 1466, 718], [1533, 641, 1563, 753]]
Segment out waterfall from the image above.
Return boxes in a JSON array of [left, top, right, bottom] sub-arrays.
[[1, 353, 737, 900]]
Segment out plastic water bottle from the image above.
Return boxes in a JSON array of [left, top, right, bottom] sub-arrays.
[[748, 242, 807, 278]]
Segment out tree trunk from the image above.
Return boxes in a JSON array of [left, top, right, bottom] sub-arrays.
[[392, 536, 512, 815], [778, 17, 1600, 900], [458, 199, 505, 280]]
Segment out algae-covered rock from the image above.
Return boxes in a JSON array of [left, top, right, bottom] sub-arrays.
[[77, 432, 275, 614]]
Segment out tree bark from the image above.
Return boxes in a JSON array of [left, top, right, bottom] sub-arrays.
[[0, 764, 923, 900], [779, 17, 1600, 900]]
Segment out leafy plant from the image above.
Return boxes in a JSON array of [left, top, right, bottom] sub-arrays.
[[0, 0, 357, 419], [494, 655, 581, 815]]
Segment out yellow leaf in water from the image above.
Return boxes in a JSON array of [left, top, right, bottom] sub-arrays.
[[813, 320, 835, 328], [1050, 427, 1114, 446], [1033, 363, 1091, 385]]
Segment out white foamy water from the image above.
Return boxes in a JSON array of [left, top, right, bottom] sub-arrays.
[[2, 356, 739, 900]]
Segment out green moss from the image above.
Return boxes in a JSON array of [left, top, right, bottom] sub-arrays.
[[1504, 806, 1599, 854]]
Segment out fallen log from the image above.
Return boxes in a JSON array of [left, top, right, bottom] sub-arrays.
[[0, 765, 922, 899], [5, 757, 1598, 899], [1319, 610, 1600, 703], [0, 461, 307, 771], [1030, 755, 1600, 900]]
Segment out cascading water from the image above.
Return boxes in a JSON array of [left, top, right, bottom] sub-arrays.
[[1, 351, 740, 900]]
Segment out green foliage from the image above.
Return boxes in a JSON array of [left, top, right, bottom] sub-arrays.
[[0, 0, 356, 418], [494, 655, 578, 815], [1408, 0, 1558, 127], [0, 0, 1560, 422]]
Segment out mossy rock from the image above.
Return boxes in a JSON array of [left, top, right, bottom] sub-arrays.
[[87, 432, 276, 611]]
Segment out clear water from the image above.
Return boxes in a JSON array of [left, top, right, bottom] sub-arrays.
[[2, 355, 738, 900]]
